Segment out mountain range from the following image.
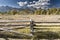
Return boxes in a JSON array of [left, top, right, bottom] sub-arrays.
[[0, 6, 21, 12], [0, 6, 37, 12]]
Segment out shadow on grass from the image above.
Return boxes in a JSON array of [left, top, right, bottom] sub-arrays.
[[34, 31, 60, 39]]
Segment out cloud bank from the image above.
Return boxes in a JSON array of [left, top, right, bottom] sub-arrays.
[[17, 1, 27, 7], [17, 0, 50, 9]]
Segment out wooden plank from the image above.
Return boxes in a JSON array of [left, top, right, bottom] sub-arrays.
[[34, 26, 60, 29], [0, 26, 27, 30], [0, 24, 29, 26], [0, 20, 31, 23], [35, 23, 60, 25]]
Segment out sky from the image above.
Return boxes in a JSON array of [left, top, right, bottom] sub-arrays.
[[0, 0, 60, 8]]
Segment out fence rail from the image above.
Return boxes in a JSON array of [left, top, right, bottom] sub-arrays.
[[0, 20, 31, 23]]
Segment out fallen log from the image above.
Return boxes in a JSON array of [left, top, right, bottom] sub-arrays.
[[0, 31, 32, 39]]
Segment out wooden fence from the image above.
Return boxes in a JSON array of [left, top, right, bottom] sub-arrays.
[[0, 19, 60, 40], [0, 19, 34, 40]]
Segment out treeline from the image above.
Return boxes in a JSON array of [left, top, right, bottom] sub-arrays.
[[0, 8, 60, 15]]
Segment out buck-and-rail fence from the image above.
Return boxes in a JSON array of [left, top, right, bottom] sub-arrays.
[[0, 19, 60, 40]]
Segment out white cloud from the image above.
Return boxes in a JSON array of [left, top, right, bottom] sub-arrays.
[[33, 1, 36, 3], [30, 2, 32, 4], [17, 0, 50, 9], [17, 1, 27, 7], [27, 0, 50, 9]]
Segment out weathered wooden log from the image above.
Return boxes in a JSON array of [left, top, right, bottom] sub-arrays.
[[0, 26, 27, 30], [0, 28, 32, 36], [0, 20, 31, 23], [0, 24, 29, 26], [0, 31, 31, 39], [0, 29, 32, 39]]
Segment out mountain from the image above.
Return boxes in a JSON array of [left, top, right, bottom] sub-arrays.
[[0, 6, 36, 12], [0, 6, 21, 12]]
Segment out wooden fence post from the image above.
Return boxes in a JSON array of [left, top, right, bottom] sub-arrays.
[[30, 19, 35, 40], [30, 19, 34, 35], [30, 19, 40, 40]]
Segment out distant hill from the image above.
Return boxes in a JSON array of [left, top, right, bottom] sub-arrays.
[[0, 6, 36, 12], [0, 6, 21, 12]]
